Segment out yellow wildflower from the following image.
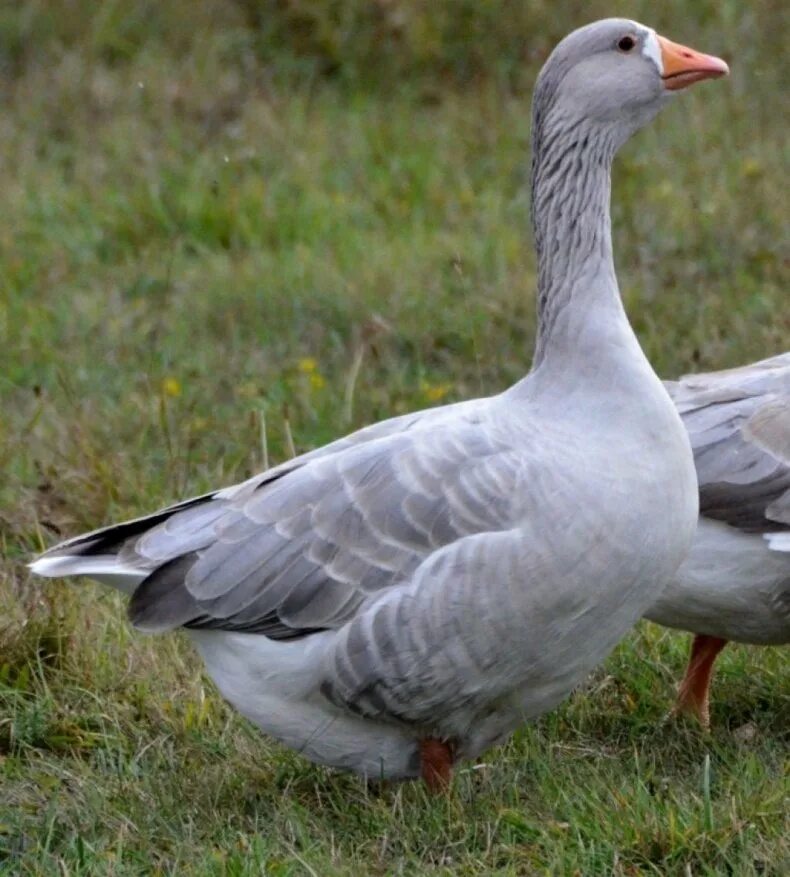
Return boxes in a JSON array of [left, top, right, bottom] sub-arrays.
[[421, 381, 451, 402], [297, 357, 318, 374], [310, 372, 326, 391], [741, 158, 763, 179], [161, 377, 181, 398]]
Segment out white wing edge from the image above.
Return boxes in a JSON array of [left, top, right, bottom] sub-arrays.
[[764, 533, 790, 553], [29, 555, 145, 594]]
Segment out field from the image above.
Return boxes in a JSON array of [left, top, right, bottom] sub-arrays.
[[1, 1, 788, 873]]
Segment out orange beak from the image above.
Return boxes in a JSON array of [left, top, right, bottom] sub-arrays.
[[657, 35, 729, 91]]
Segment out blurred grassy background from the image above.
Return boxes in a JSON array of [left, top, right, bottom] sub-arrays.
[[1, 1, 788, 874]]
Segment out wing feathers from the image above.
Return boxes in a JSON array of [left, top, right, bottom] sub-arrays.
[[667, 357, 790, 538], [36, 397, 523, 640], [129, 553, 201, 632]]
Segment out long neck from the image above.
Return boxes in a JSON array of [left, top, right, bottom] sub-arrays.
[[529, 115, 629, 377]]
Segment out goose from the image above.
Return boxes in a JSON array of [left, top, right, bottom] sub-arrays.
[[648, 354, 790, 728], [30, 20, 727, 790]]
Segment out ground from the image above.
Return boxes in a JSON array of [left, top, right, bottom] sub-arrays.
[[1, 2, 788, 874]]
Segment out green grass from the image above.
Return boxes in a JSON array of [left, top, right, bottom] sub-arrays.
[[1, 2, 788, 873]]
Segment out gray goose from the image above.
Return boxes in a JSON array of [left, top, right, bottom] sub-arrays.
[[647, 354, 790, 727], [31, 20, 727, 790]]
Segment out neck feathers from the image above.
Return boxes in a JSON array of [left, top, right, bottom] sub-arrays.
[[530, 107, 619, 367]]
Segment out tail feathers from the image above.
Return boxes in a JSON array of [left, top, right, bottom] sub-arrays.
[[28, 554, 146, 595], [766, 532, 790, 552], [29, 551, 202, 624], [29, 492, 221, 611], [32, 492, 217, 562]]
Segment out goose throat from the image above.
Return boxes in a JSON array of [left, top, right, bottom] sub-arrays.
[[530, 117, 621, 368]]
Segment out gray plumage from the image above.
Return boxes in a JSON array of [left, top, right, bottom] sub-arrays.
[[647, 354, 790, 645], [669, 355, 790, 532], [31, 19, 726, 780]]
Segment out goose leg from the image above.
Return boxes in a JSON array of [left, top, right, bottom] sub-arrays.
[[419, 739, 454, 793], [673, 634, 728, 729]]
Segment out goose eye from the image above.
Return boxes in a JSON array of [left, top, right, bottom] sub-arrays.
[[617, 36, 636, 53]]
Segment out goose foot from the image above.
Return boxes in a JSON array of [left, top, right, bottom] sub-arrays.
[[672, 634, 728, 730], [419, 738, 454, 793]]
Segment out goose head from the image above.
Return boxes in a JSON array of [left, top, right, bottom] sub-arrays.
[[533, 19, 729, 153], [528, 20, 728, 370]]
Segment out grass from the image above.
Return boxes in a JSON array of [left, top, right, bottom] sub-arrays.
[[1, 1, 788, 873]]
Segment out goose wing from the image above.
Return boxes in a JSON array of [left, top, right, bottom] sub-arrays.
[[36, 398, 526, 639], [666, 353, 790, 536]]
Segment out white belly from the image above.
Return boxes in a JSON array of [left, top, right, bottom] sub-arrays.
[[646, 518, 790, 645], [189, 629, 421, 779]]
